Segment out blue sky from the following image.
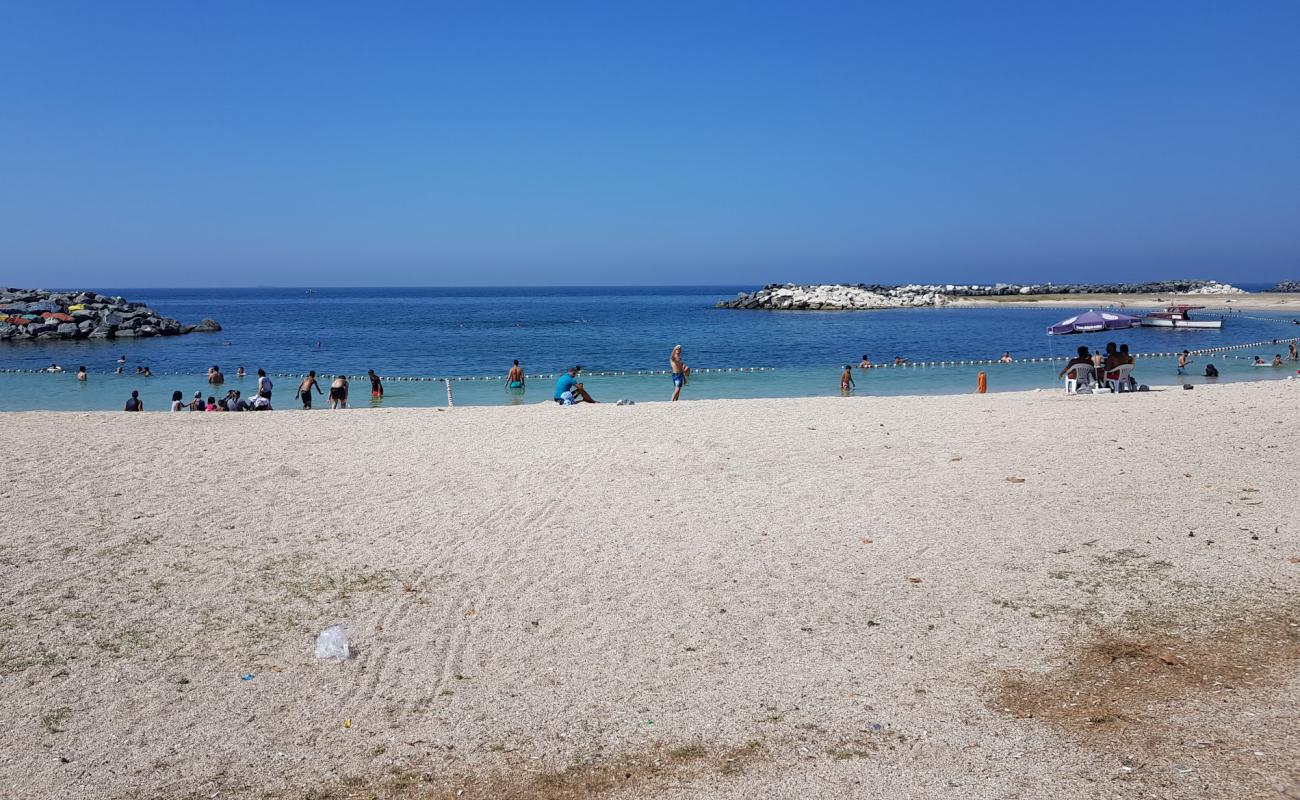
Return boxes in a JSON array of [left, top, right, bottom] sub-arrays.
[[1, 1, 1297, 287]]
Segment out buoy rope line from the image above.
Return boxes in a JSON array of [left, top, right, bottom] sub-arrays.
[[4, 339, 1297, 377]]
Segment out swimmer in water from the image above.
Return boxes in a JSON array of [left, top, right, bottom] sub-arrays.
[[840, 365, 855, 395], [77, 365, 87, 381]]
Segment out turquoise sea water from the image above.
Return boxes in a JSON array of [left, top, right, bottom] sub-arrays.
[[2, 287, 1297, 411]]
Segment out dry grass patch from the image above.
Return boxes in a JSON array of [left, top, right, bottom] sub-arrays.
[[296, 740, 766, 800], [994, 602, 1300, 730]]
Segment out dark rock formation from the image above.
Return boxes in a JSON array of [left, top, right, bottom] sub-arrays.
[[0, 289, 220, 342]]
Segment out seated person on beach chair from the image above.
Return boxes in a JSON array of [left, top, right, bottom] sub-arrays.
[[554, 366, 597, 405], [1058, 346, 1095, 391]]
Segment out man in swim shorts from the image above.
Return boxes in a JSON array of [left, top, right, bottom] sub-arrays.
[[329, 374, 349, 409], [298, 371, 322, 408], [670, 344, 689, 401], [505, 359, 525, 390]]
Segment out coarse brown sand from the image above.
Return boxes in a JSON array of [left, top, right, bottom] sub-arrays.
[[1, 381, 1298, 799]]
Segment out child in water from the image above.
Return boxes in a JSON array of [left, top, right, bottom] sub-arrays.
[[840, 365, 855, 394]]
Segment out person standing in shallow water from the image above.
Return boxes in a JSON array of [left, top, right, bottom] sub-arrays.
[[670, 344, 689, 401], [368, 369, 384, 400], [840, 365, 855, 395], [505, 360, 525, 391], [298, 371, 322, 409], [329, 374, 349, 409]]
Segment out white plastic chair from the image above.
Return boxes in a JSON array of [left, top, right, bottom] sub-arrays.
[[1106, 363, 1134, 393], [1064, 363, 1094, 393]]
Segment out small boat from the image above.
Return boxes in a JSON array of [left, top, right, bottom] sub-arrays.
[[1140, 305, 1222, 329]]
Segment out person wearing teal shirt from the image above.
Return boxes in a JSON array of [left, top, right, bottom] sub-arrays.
[[553, 366, 597, 404]]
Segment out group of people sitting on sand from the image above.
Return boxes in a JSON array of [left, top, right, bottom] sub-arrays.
[[123, 366, 380, 412]]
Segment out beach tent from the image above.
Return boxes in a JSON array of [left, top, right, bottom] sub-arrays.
[[1046, 310, 1141, 335]]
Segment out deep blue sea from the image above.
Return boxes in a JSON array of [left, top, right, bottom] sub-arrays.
[[2, 286, 1298, 410]]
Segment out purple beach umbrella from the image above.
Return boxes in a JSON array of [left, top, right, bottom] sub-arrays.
[[1046, 309, 1141, 335]]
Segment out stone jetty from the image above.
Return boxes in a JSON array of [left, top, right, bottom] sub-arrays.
[[1265, 280, 1300, 293], [716, 280, 1245, 310], [1, 288, 220, 341]]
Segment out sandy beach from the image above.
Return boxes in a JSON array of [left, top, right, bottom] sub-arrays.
[[955, 292, 1300, 311], [2, 383, 1298, 799]]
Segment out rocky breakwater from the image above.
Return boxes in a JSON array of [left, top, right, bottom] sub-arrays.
[[0, 288, 221, 342], [1265, 281, 1300, 293], [717, 284, 948, 310], [717, 280, 1246, 310]]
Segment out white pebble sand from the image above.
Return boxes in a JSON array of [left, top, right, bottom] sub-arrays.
[[1, 382, 1297, 798]]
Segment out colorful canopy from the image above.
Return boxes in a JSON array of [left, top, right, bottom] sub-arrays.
[[1047, 310, 1141, 335]]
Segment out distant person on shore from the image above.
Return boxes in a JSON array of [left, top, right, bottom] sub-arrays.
[[670, 345, 689, 401], [256, 368, 272, 399], [1177, 350, 1190, 375], [840, 365, 855, 395], [124, 390, 142, 412], [236, 366, 246, 379], [208, 365, 224, 385], [77, 365, 87, 381], [368, 369, 384, 399], [999, 352, 1013, 363], [505, 359, 525, 391], [189, 391, 204, 411], [554, 366, 597, 405], [859, 354, 872, 369], [170, 390, 184, 411], [329, 374, 349, 409], [298, 371, 322, 408]]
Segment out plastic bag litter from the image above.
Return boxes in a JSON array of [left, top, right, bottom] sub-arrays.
[[315, 625, 351, 659]]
